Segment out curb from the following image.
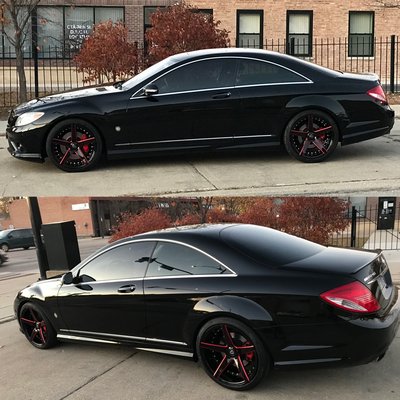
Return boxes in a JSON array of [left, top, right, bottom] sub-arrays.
[[0, 316, 15, 325]]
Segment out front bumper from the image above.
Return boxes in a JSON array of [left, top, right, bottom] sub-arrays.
[[6, 120, 47, 163]]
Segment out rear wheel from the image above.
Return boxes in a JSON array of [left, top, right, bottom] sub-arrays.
[[196, 317, 269, 390], [19, 303, 57, 349], [1, 243, 9, 252], [284, 110, 339, 162], [46, 119, 103, 172]]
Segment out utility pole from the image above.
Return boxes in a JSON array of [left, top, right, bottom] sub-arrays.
[[28, 197, 48, 280]]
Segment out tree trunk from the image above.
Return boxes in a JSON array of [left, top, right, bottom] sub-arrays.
[[15, 42, 28, 103]]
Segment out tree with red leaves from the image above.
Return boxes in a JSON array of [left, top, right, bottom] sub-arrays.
[[146, 2, 230, 64], [110, 207, 172, 242], [74, 21, 142, 84]]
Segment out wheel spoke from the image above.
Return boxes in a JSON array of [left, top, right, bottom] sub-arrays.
[[71, 124, 77, 141], [20, 317, 36, 326], [222, 325, 235, 347], [312, 138, 328, 154], [290, 129, 307, 137], [59, 148, 71, 165], [77, 148, 88, 164], [213, 355, 230, 378], [307, 114, 314, 132], [39, 327, 46, 344], [315, 125, 332, 133], [200, 341, 228, 351], [237, 355, 250, 382], [30, 329, 38, 342], [236, 344, 255, 355], [52, 138, 70, 146], [299, 138, 311, 156], [77, 137, 95, 145]]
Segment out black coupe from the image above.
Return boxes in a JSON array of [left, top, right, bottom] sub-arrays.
[[15, 224, 399, 390], [7, 48, 394, 172]]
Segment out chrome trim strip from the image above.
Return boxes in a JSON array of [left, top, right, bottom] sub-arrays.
[[282, 345, 333, 352], [70, 238, 237, 278], [57, 334, 119, 345], [114, 134, 274, 148], [275, 358, 341, 366], [59, 329, 187, 346], [131, 55, 313, 98], [136, 348, 193, 358], [144, 274, 236, 281]]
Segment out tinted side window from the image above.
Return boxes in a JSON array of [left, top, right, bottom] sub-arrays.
[[146, 242, 229, 277], [154, 58, 236, 94], [78, 241, 156, 282], [236, 59, 307, 85], [11, 230, 22, 238]]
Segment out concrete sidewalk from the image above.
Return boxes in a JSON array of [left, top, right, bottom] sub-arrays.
[[1, 249, 399, 325], [0, 105, 399, 135]]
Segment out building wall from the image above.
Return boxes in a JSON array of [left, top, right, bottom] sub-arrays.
[[191, 0, 400, 43], [1, 197, 94, 236]]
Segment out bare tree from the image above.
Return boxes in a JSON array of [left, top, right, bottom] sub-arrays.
[[1, 1, 40, 103]]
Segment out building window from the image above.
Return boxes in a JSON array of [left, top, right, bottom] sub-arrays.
[[237, 10, 263, 49], [287, 11, 313, 57], [348, 11, 374, 57]]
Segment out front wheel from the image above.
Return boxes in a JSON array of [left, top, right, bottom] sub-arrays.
[[19, 303, 57, 349], [196, 317, 270, 390], [1, 243, 9, 252], [46, 119, 103, 172], [284, 110, 339, 162]]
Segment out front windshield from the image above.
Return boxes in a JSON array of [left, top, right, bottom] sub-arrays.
[[0, 230, 9, 239], [121, 56, 178, 90]]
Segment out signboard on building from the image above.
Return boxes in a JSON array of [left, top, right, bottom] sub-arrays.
[[72, 203, 90, 211], [66, 23, 92, 50]]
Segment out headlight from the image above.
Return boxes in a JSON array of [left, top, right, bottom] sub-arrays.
[[15, 112, 44, 127]]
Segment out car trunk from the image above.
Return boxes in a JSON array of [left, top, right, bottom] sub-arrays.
[[283, 247, 395, 311]]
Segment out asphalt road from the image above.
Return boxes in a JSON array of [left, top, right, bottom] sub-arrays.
[[0, 119, 400, 197], [0, 237, 110, 279], [0, 318, 399, 400]]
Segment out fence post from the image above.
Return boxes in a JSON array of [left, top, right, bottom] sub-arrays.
[[350, 206, 357, 248], [390, 35, 395, 93], [31, 7, 39, 98]]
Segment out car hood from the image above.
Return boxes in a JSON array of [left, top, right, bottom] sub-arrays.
[[14, 85, 121, 113], [283, 246, 378, 275], [17, 276, 62, 301]]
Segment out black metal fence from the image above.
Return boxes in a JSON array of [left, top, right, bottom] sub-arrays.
[[1, 35, 399, 107], [329, 204, 400, 250]]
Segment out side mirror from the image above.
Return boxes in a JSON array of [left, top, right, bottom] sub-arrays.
[[143, 84, 159, 96], [62, 271, 74, 285]]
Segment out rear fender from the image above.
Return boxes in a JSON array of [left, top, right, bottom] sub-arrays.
[[286, 95, 349, 138]]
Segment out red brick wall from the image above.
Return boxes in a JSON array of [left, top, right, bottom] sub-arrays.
[[191, 0, 400, 42], [2, 197, 94, 237]]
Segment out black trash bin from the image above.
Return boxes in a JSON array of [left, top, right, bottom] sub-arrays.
[[42, 221, 81, 270]]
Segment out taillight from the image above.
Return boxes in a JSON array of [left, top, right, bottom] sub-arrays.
[[320, 281, 381, 313], [367, 85, 388, 105]]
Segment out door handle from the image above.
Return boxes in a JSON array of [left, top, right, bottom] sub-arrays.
[[212, 92, 231, 99], [118, 284, 136, 293]]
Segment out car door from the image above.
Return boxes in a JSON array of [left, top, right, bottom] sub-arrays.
[[116, 57, 239, 153], [57, 241, 156, 340], [234, 57, 311, 146], [143, 241, 235, 344]]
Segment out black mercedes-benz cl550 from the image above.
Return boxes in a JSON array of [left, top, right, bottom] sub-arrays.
[[7, 48, 394, 172], [15, 224, 400, 390]]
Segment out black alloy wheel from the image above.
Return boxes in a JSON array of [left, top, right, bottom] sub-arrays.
[[284, 110, 339, 162], [46, 119, 103, 172], [197, 317, 269, 390], [19, 303, 57, 349]]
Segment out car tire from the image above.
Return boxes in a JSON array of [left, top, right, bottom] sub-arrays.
[[284, 110, 339, 162], [46, 119, 103, 172], [23, 246, 29, 250], [1, 243, 9, 252], [196, 317, 270, 390], [19, 303, 58, 349]]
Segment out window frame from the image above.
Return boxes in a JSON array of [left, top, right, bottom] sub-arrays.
[[348, 11, 375, 57], [286, 10, 313, 57], [144, 239, 236, 279], [236, 10, 264, 49]]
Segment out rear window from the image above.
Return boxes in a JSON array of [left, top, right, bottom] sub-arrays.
[[220, 225, 324, 265]]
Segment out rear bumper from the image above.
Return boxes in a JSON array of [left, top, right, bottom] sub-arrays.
[[341, 106, 395, 146], [272, 288, 400, 367]]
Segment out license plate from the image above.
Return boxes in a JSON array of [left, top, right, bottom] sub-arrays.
[[377, 276, 391, 300]]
